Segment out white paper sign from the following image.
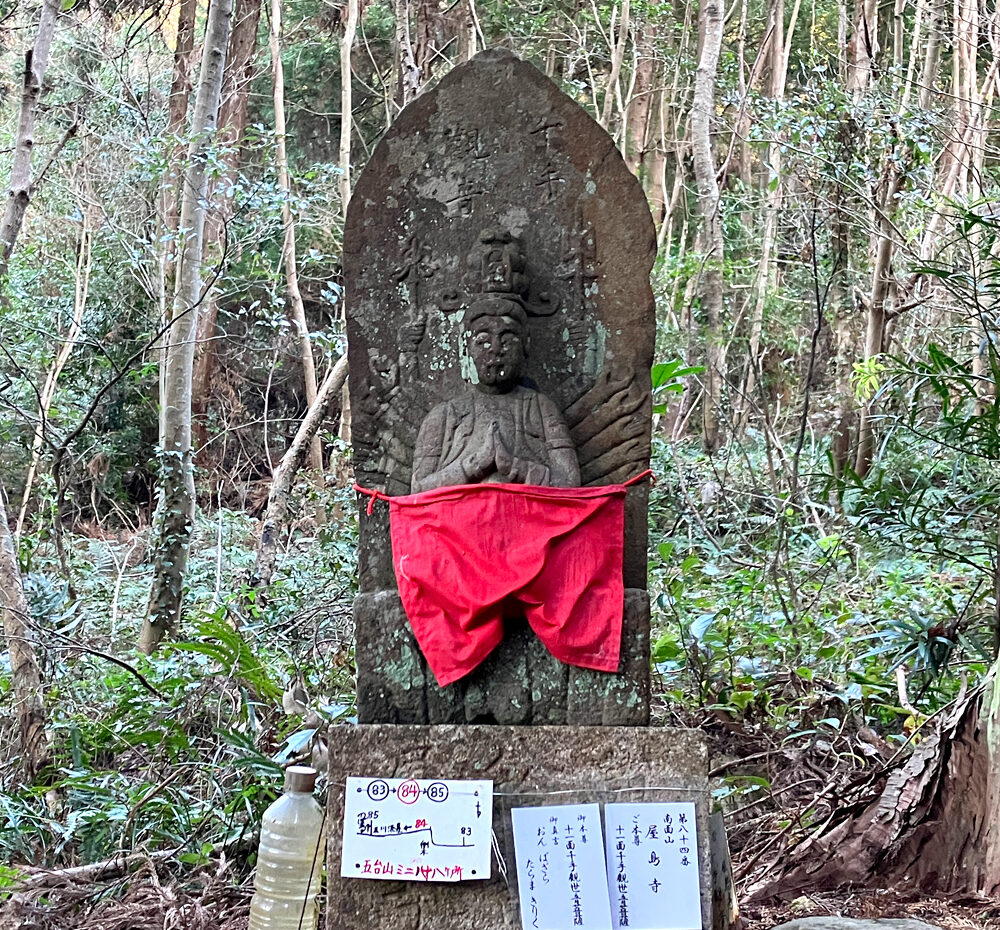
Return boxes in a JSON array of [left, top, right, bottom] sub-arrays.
[[341, 777, 492, 882], [604, 803, 701, 930], [511, 803, 613, 930]]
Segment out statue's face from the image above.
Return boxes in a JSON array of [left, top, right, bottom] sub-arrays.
[[467, 314, 526, 392]]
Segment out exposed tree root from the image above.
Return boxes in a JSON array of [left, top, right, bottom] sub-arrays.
[[746, 674, 1000, 903]]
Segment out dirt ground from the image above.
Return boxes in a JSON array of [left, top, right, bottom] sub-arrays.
[[4, 866, 1000, 930], [742, 889, 1000, 930]]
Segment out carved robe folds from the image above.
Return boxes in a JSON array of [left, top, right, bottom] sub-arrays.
[[411, 388, 578, 492]]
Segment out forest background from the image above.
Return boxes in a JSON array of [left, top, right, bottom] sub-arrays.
[[1, 0, 999, 920]]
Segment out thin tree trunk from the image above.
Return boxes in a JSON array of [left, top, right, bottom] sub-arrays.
[[16, 198, 92, 538], [965, 13, 998, 405], [900, 0, 926, 109], [159, 0, 199, 444], [600, 0, 631, 130], [917, 56, 1000, 264], [646, 78, 670, 227], [647, 146, 668, 228], [734, 0, 753, 217], [0, 491, 48, 780], [0, 0, 62, 782], [143, 0, 234, 655], [829, 130, 854, 479], [972, 61, 996, 197], [854, 160, 904, 477], [270, 0, 323, 472], [340, 0, 359, 216], [394, 0, 421, 107], [335, 0, 360, 473], [163, 0, 199, 261], [770, 0, 786, 92], [959, 0, 979, 196], [937, 0, 979, 200], [838, 0, 849, 82], [893, 0, 905, 67], [847, 0, 879, 99], [738, 186, 777, 430], [658, 153, 684, 251], [0, 0, 60, 277], [739, 0, 802, 433], [692, 0, 725, 454], [255, 355, 349, 585], [192, 0, 263, 457]]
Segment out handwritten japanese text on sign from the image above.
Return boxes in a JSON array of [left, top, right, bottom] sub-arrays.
[[341, 777, 492, 882], [604, 802, 701, 930], [511, 803, 613, 930]]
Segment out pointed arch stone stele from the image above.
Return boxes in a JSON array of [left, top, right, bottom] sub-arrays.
[[345, 48, 656, 725]]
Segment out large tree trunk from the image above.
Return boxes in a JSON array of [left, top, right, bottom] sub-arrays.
[[917, 0, 941, 109], [846, 0, 878, 100], [394, 0, 421, 107], [408, 0, 469, 99], [624, 13, 657, 176], [450, 0, 477, 63], [143, 0, 234, 656], [0, 0, 60, 277], [751, 669, 1000, 901], [691, 0, 725, 455], [255, 356, 349, 585]]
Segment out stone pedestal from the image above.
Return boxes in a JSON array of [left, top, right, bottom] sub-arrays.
[[326, 725, 715, 930]]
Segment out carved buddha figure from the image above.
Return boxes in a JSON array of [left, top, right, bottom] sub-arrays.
[[410, 293, 580, 493]]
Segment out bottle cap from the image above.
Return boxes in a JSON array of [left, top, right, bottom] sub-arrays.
[[284, 765, 317, 793]]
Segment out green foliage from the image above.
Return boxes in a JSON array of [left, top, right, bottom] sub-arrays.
[[851, 356, 887, 402], [0, 493, 357, 871], [652, 359, 704, 413], [648, 432, 989, 737]]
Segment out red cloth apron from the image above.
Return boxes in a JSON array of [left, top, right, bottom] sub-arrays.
[[356, 472, 650, 688]]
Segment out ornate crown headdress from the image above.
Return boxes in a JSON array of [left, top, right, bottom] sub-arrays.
[[468, 228, 530, 302]]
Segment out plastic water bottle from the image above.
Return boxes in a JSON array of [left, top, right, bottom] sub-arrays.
[[248, 765, 326, 930]]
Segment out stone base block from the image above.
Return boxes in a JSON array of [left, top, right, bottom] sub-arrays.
[[326, 724, 715, 930]]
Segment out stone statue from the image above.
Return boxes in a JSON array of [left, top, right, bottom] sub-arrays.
[[344, 49, 656, 726], [411, 233, 580, 493]]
